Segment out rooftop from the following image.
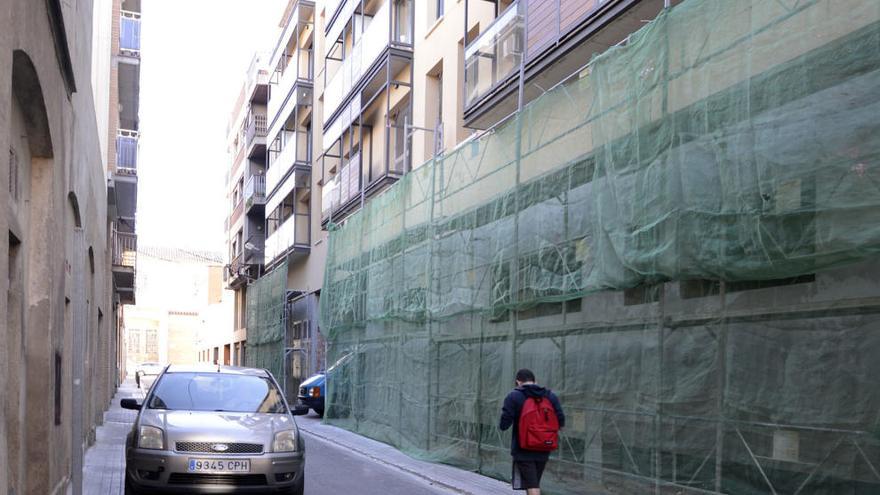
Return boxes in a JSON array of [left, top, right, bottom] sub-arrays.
[[139, 246, 224, 265]]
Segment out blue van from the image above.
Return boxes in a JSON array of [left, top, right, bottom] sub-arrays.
[[297, 351, 353, 417]]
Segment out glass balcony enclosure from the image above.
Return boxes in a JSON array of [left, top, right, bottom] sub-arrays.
[[116, 129, 139, 174], [268, 2, 314, 123], [244, 175, 266, 209], [464, 1, 523, 108], [264, 171, 310, 265], [266, 87, 312, 196], [323, 0, 413, 120], [320, 94, 411, 222], [120, 10, 141, 53]]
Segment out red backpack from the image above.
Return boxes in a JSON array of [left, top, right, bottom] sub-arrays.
[[518, 394, 560, 452]]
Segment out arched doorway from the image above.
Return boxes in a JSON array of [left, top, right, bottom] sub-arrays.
[[8, 49, 58, 495]]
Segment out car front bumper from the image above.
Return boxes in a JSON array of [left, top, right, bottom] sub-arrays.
[[126, 447, 304, 494], [297, 395, 324, 411]]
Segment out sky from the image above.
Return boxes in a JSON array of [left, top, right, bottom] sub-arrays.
[[137, 0, 288, 254]]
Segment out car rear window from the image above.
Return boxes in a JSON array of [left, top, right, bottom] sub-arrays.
[[147, 373, 287, 413]]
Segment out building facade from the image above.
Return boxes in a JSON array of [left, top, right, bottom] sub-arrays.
[[120, 246, 230, 368], [224, 0, 508, 398], [1, 0, 137, 493], [317, 0, 880, 494]]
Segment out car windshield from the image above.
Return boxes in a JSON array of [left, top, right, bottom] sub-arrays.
[[147, 372, 287, 413]]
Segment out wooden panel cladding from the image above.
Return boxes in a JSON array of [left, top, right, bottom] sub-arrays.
[[527, 0, 558, 56], [561, 0, 599, 32], [527, 0, 604, 58]]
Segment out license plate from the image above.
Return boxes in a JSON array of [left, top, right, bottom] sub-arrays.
[[187, 458, 251, 473]]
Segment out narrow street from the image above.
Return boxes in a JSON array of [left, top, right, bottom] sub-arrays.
[[81, 378, 497, 495]]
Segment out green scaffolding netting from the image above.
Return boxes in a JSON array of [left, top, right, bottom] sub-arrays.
[[320, 0, 880, 493], [246, 260, 287, 381]]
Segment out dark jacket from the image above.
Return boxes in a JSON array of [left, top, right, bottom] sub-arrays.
[[499, 384, 565, 461]]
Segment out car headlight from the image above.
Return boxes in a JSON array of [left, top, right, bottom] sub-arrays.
[[138, 426, 165, 450], [273, 430, 298, 452], [310, 387, 321, 398]]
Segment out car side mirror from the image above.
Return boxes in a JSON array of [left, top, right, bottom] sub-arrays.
[[291, 405, 309, 416], [121, 398, 142, 410]]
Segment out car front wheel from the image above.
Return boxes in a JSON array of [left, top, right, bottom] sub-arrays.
[[124, 471, 140, 495], [289, 476, 304, 495]]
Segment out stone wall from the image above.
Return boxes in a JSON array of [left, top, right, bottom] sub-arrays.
[[0, 1, 119, 494]]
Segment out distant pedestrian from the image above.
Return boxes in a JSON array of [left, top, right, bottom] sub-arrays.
[[499, 369, 565, 494]]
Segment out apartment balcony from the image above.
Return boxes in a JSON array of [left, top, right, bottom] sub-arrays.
[[320, 103, 409, 225], [244, 233, 265, 265], [244, 175, 266, 212], [118, 62, 140, 130], [226, 250, 263, 290], [268, 1, 314, 126], [322, 0, 413, 124], [267, 118, 311, 198], [464, 1, 523, 109], [463, 0, 670, 129], [264, 214, 310, 267], [225, 230, 266, 289], [116, 129, 138, 174], [246, 112, 268, 160], [120, 10, 141, 56], [112, 228, 137, 305], [246, 53, 271, 104], [112, 129, 138, 229]]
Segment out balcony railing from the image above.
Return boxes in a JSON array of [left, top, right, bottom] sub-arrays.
[[244, 175, 266, 209], [116, 129, 139, 174], [112, 229, 137, 268], [228, 252, 244, 279], [267, 130, 310, 196], [324, 0, 398, 119], [264, 214, 309, 265], [246, 113, 268, 148], [120, 11, 141, 54], [464, 1, 523, 108]]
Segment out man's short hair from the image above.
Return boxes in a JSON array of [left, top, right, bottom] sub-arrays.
[[516, 368, 536, 383]]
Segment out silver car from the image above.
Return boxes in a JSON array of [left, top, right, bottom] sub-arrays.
[[122, 365, 308, 494]]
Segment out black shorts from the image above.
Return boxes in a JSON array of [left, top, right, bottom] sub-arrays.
[[512, 460, 547, 490]]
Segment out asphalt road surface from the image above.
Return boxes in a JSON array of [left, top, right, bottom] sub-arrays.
[[299, 416, 455, 495]]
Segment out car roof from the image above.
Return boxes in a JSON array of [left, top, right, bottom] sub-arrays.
[[163, 364, 271, 377]]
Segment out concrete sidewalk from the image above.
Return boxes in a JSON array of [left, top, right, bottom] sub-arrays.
[[79, 378, 143, 495], [296, 416, 512, 495]]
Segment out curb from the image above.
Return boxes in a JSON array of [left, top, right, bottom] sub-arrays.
[[298, 423, 505, 495]]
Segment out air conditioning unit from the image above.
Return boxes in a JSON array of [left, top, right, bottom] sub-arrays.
[[500, 34, 522, 59]]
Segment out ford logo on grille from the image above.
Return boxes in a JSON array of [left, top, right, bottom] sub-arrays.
[[211, 443, 230, 452]]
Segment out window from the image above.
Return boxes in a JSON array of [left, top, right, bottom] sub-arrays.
[[430, 0, 444, 23], [145, 329, 158, 360], [394, 0, 412, 44], [8, 147, 19, 200], [624, 283, 662, 306], [54, 352, 62, 425], [425, 64, 443, 159]]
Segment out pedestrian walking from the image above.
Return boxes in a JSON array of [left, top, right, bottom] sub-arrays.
[[499, 369, 565, 494]]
